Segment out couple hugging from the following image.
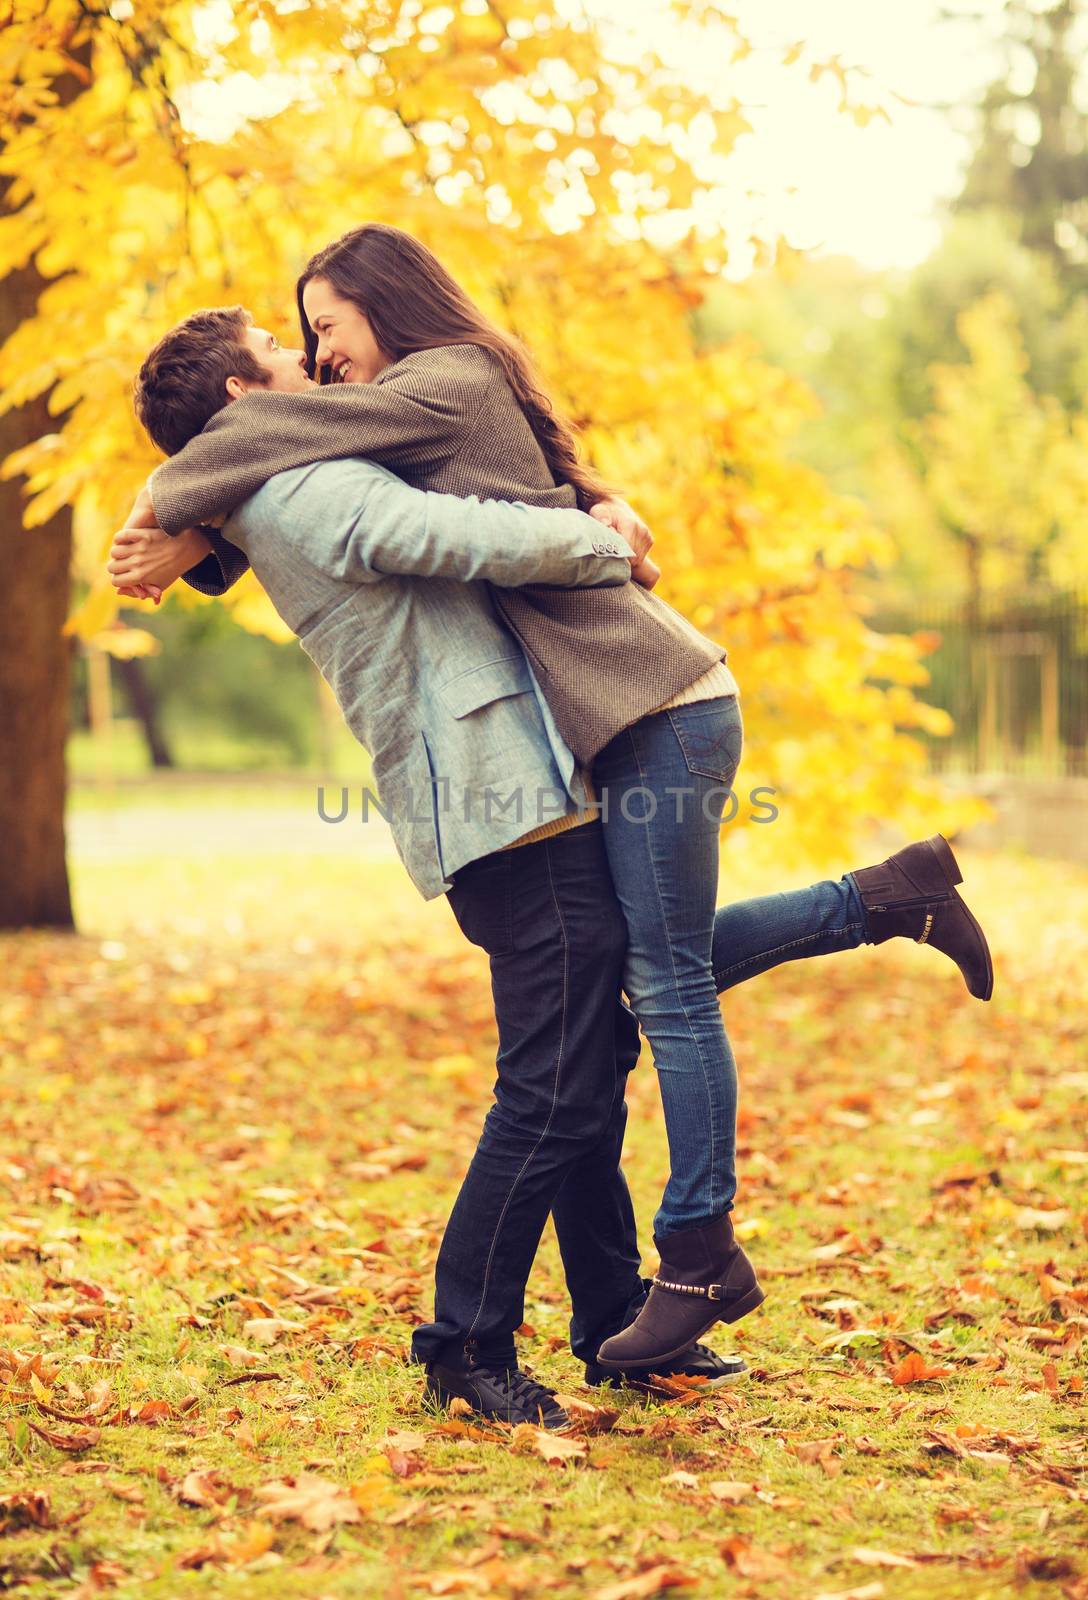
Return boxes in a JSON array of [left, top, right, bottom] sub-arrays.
[[109, 222, 994, 1432]]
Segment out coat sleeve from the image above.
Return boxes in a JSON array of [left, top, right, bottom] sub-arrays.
[[150, 353, 490, 536], [180, 527, 252, 596], [241, 459, 635, 589]]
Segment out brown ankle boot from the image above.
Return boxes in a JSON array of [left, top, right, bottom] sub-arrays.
[[851, 834, 993, 1001], [594, 1214, 765, 1372]]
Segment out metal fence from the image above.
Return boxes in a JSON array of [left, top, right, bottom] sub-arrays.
[[872, 589, 1088, 778]]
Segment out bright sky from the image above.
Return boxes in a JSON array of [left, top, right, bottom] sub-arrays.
[[587, 0, 1007, 272], [183, 0, 1011, 276]]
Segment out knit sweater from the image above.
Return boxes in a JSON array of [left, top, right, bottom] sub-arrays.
[[151, 343, 738, 767]]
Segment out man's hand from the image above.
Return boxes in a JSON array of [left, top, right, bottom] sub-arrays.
[[631, 555, 661, 590], [108, 523, 213, 601], [588, 497, 654, 565]]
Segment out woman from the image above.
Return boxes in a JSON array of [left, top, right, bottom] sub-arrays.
[[111, 224, 994, 1371]]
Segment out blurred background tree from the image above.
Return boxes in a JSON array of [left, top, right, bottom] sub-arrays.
[[955, 0, 1088, 290], [700, 0, 1088, 611]]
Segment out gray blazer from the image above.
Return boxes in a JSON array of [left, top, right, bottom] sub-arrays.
[[215, 455, 635, 898]]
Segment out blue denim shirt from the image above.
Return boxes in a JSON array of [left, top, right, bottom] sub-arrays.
[[215, 457, 635, 898]]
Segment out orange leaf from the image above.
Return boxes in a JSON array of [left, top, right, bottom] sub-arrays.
[[890, 1351, 954, 1386], [721, 1537, 790, 1579]]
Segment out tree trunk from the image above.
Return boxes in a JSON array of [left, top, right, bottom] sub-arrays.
[[963, 530, 983, 629], [117, 655, 174, 769], [0, 42, 95, 930], [0, 262, 75, 929]]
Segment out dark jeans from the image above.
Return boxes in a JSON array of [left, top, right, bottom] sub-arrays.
[[411, 821, 647, 1370], [410, 815, 869, 1371]]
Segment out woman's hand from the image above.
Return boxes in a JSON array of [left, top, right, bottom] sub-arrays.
[[108, 523, 213, 601], [107, 484, 163, 600], [588, 497, 654, 565]]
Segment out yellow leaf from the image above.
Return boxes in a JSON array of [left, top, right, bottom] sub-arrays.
[[90, 626, 160, 659], [63, 584, 118, 641]]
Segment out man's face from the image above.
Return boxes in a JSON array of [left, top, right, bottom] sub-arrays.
[[237, 325, 314, 394]]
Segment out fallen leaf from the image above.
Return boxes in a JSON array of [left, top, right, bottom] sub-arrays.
[[1016, 1207, 1070, 1232], [810, 1232, 866, 1261], [218, 1344, 265, 1369], [793, 1436, 842, 1476], [224, 1521, 277, 1566], [176, 1542, 226, 1571], [175, 1470, 228, 1509], [252, 1472, 363, 1531], [550, 1393, 619, 1433], [721, 1536, 789, 1578], [1013, 1550, 1077, 1582], [72, 1559, 128, 1593], [0, 1488, 53, 1532], [509, 1424, 586, 1465], [935, 1503, 978, 1527], [849, 1548, 922, 1569], [890, 1351, 954, 1386], [592, 1565, 699, 1600], [385, 1430, 429, 1452], [708, 1480, 758, 1503], [662, 1470, 700, 1490], [425, 1574, 491, 1595], [25, 1420, 101, 1453], [133, 1398, 173, 1425], [812, 1585, 884, 1600], [243, 1317, 304, 1345], [104, 1480, 145, 1504]]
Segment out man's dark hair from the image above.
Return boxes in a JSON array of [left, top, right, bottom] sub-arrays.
[[134, 306, 272, 455]]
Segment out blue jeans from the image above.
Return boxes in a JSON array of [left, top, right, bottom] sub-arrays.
[[410, 730, 868, 1371], [592, 695, 867, 1238]]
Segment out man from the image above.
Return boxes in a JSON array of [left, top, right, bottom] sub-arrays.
[[111, 308, 748, 1431]]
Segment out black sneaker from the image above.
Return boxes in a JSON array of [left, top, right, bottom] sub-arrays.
[[425, 1348, 570, 1430], [584, 1341, 748, 1391]]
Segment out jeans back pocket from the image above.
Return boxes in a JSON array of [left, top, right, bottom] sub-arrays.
[[667, 697, 743, 785]]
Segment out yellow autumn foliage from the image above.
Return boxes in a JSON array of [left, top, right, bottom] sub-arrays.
[[0, 0, 988, 865]]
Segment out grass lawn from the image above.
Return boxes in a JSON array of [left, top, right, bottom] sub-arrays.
[[1, 826, 1085, 1599]]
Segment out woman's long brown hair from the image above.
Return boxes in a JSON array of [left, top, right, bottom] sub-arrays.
[[295, 223, 616, 510]]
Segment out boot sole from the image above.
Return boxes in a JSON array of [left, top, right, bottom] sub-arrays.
[[592, 1367, 749, 1392], [927, 836, 995, 1002], [594, 1284, 767, 1372]]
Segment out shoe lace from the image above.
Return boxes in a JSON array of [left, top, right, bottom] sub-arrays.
[[477, 1362, 559, 1417]]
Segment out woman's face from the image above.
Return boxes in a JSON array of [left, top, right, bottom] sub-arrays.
[[302, 277, 389, 384]]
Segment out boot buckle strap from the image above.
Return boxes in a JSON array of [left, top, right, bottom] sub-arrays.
[[652, 1275, 723, 1301], [915, 911, 934, 945]]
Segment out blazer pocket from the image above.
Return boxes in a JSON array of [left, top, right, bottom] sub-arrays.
[[439, 654, 534, 719]]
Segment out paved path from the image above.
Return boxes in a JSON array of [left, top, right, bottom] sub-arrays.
[[67, 790, 400, 863]]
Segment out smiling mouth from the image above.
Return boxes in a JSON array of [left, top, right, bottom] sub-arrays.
[[333, 358, 353, 382]]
